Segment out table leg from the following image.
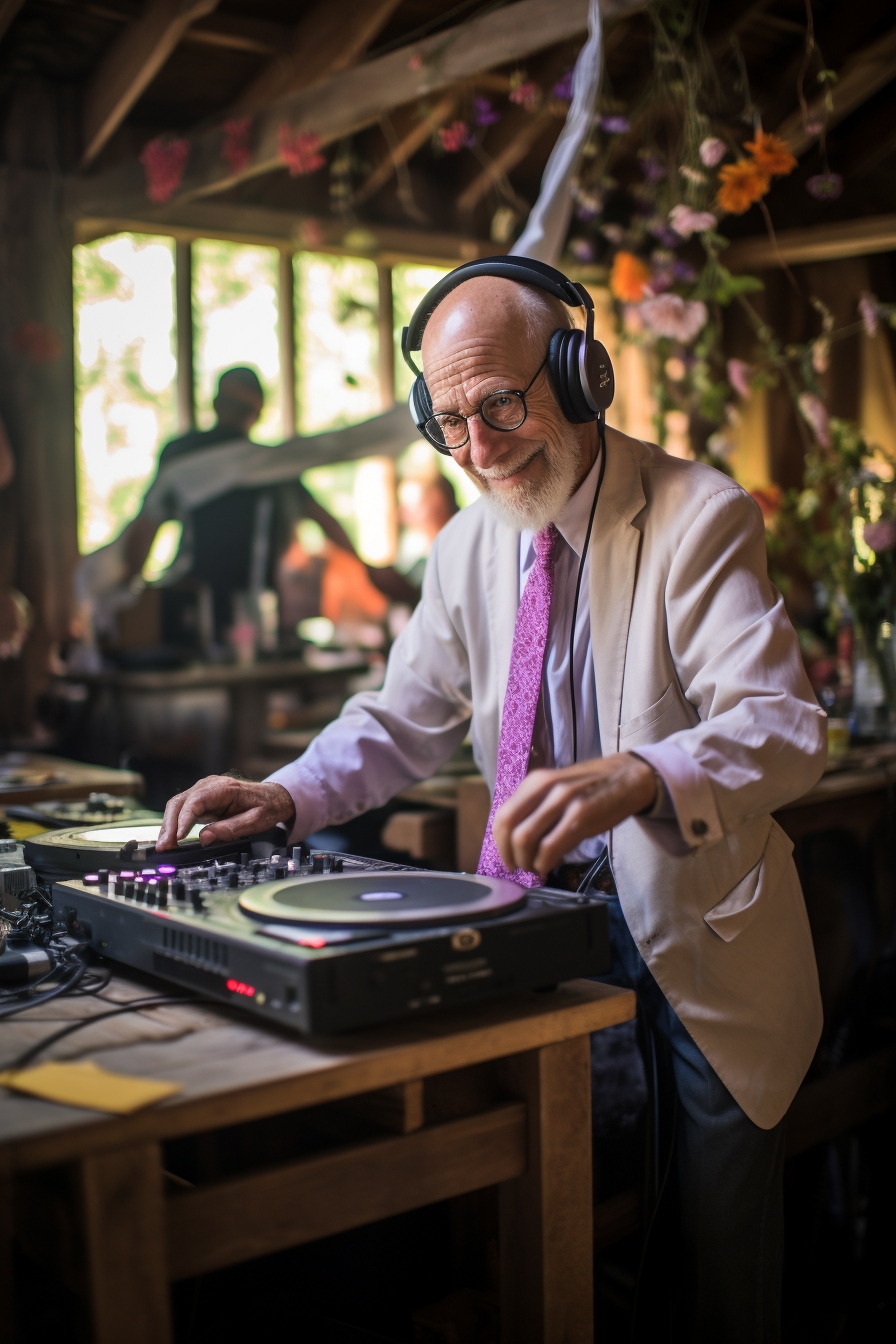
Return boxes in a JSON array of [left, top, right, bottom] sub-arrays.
[[498, 1035, 594, 1344], [78, 1141, 172, 1344]]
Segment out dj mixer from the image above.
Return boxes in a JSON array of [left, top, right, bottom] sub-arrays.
[[23, 822, 610, 1034]]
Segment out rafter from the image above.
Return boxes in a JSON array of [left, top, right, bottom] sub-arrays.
[[457, 104, 559, 216], [0, 0, 25, 45], [231, 0, 404, 116], [725, 214, 896, 270], [776, 23, 896, 158], [81, 0, 222, 168], [78, 0, 646, 213], [353, 94, 459, 207]]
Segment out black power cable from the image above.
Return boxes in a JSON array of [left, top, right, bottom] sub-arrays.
[[568, 419, 607, 764], [2, 995, 198, 1074]]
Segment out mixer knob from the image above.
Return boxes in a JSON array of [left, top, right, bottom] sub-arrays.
[[145, 886, 157, 907], [227, 871, 239, 889], [172, 880, 185, 901], [157, 887, 168, 908], [124, 881, 135, 899], [332, 857, 343, 873], [189, 889, 205, 913], [157, 878, 168, 896], [311, 854, 325, 873], [98, 869, 109, 886], [292, 843, 309, 865], [114, 877, 124, 895]]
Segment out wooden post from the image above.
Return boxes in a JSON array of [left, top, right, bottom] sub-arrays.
[[498, 1037, 594, 1344], [377, 263, 395, 410], [79, 1141, 173, 1344], [278, 248, 297, 437], [175, 239, 195, 432]]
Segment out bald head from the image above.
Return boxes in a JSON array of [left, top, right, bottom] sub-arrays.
[[419, 276, 598, 532]]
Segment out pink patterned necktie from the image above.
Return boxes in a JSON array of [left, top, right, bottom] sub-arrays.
[[478, 524, 559, 887]]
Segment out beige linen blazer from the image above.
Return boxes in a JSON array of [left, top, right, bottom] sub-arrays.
[[271, 426, 826, 1129]]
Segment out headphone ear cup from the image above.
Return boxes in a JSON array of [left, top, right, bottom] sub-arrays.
[[564, 330, 595, 423], [408, 374, 433, 429], [548, 328, 574, 421], [581, 337, 615, 413]]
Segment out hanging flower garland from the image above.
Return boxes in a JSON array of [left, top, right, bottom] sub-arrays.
[[139, 136, 190, 204], [222, 118, 252, 175]]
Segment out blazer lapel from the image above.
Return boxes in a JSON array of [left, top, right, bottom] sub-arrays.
[[590, 429, 646, 755]]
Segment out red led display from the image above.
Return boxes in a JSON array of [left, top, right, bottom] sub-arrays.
[[226, 978, 255, 997], [298, 937, 327, 948]]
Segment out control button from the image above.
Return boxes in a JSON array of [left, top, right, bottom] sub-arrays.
[[189, 889, 205, 913], [157, 878, 168, 897], [172, 880, 185, 901], [274, 866, 286, 880], [114, 878, 124, 895], [311, 854, 325, 873], [227, 871, 239, 889], [691, 819, 708, 837], [157, 888, 168, 908], [332, 858, 343, 873], [124, 882, 135, 899], [97, 869, 109, 886]]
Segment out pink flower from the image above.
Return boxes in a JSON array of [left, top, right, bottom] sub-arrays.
[[278, 126, 326, 176], [812, 338, 830, 374], [408, 51, 422, 71], [699, 136, 726, 167], [859, 292, 879, 337], [600, 114, 630, 134], [727, 358, 753, 398], [222, 118, 251, 175], [439, 120, 470, 153], [863, 519, 896, 553], [668, 203, 717, 238], [798, 391, 831, 446], [139, 136, 189, 203], [806, 172, 843, 201], [639, 294, 708, 343], [509, 80, 540, 111], [804, 120, 824, 136], [679, 165, 707, 185]]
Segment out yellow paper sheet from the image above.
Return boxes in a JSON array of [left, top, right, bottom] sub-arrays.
[[0, 1060, 182, 1113]]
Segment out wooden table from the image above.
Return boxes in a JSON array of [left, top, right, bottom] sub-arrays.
[[0, 971, 634, 1344], [0, 752, 144, 806]]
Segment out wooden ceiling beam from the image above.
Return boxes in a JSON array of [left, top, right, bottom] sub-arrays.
[[81, 0, 222, 168], [78, 0, 644, 213], [230, 0, 403, 116], [0, 0, 25, 45], [353, 94, 459, 207], [184, 14, 288, 58], [776, 23, 896, 158], [725, 214, 896, 270], [457, 104, 560, 216]]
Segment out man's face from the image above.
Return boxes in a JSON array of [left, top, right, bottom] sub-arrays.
[[214, 382, 263, 434], [421, 281, 584, 532]]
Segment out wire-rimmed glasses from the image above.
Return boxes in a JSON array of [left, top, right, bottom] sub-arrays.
[[422, 352, 549, 454]]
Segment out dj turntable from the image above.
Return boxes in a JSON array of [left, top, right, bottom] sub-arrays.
[[25, 821, 610, 1035], [6, 792, 158, 833]]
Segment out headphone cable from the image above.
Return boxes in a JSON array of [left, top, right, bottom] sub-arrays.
[[569, 418, 607, 764]]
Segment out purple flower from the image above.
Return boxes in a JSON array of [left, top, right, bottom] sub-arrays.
[[570, 238, 595, 262], [699, 137, 726, 168], [473, 96, 500, 128], [639, 294, 708, 343], [804, 120, 824, 136], [806, 172, 843, 201], [727, 358, 753, 398], [649, 267, 675, 293], [641, 155, 667, 182], [859, 291, 879, 337], [649, 223, 683, 248], [600, 115, 630, 134], [798, 391, 831, 446], [672, 260, 696, 282], [552, 71, 574, 101], [863, 519, 896, 554], [573, 187, 603, 220]]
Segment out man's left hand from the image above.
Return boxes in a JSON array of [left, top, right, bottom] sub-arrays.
[[493, 753, 657, 878]]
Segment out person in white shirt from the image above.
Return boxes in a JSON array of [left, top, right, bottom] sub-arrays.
[[158, 257, 826, 1342]]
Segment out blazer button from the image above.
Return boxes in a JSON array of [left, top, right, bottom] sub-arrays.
[[691, 818, 708, 837]]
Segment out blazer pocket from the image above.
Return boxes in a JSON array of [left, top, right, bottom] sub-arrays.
[[704, 820, 794, 942], [619, 682, 676, 742]]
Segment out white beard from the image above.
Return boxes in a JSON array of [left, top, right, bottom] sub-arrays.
[[473, 438, 582, 533]]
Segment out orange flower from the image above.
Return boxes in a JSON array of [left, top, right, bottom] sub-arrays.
[[610, 250, 650, 302], [716, 160, 770, 214], [744, 129, 797, 177]]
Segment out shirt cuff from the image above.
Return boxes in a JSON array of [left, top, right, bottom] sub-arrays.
[[263, 761, 334, 843], [628, 742, 724, 849]]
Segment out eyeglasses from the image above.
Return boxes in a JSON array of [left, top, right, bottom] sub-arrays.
[[422, 352, 549, 454]]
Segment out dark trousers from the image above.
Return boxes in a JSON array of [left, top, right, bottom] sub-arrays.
[[601, 897, 786, 1343]]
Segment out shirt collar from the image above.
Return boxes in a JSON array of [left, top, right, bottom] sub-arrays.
[[520, 446, 603, 562]]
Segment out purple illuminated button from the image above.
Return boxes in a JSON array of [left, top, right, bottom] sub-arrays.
[[83, 873, 99, 884], [120, 870, 135, 879], [158, 865, 176, 875], [141, 868, 157, 876], [359, 891, 405, 901]]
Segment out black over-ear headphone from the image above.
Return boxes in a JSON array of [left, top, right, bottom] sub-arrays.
[[400, 255, 615, 443]]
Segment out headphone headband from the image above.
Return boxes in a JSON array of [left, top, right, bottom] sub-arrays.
[[401, 255, 593, 370]]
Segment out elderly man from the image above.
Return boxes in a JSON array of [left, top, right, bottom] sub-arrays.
[[158, 258, 825, 1340]]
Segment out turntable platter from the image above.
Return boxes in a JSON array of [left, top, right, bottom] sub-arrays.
[[239, 871, 527, 927]]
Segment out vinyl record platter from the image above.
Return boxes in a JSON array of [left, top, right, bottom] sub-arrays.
[[26, 820, 610, 1034]]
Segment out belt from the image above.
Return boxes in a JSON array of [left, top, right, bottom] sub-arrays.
[[548, 861, 617, 897]]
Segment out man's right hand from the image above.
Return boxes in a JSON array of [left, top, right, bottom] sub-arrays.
[[157, 777, 296, 851]]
